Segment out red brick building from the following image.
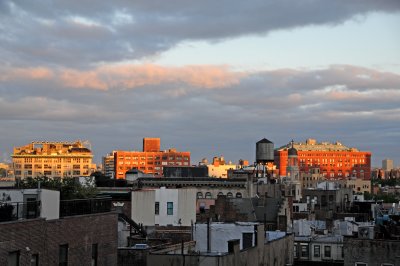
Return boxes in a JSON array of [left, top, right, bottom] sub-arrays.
[[275, 139, 371, 180], [114, 138, 190, 179]]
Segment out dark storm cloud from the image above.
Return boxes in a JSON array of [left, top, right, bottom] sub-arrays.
[[1, 0, 399, 67]]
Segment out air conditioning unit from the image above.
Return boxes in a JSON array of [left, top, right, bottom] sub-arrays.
[[358, 226, 374, 239]]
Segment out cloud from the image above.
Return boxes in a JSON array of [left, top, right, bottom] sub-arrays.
[[1, 1, 399, 67], [0, 64, 242, 90], [1, 63, 399, 166]]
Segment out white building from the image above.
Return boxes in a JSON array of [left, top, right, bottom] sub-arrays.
[[0, 188, 60, 220], [131, 187, 196, 227]]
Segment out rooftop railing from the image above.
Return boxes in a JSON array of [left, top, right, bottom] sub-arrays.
[[60, 197, 112, 217], [0, 201, 40, 222]]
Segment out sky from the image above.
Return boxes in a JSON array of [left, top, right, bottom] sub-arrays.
[[0, 1, 399, 168]]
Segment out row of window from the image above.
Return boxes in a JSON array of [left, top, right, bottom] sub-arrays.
[[196, 192, 242, 199], [294, 244, 338, 259], [15, 158, 91, 164], [117, 156, 190, 161]]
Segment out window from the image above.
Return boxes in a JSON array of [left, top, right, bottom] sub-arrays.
[[205, 192, 212, 199], [155, 202, 159, 215], [236, 192, 242, 198], [293, 245, 298, 258], [197, 192, 203, 199], [314, 245, 320, 257], [167, 202, 173, 215], [59, 244, 68, 266], [227, 192, 233, 198], [91, 244, 98, 266], [355, 263, 367, 266], [8, 251, 20, 266], [30, 254, 39, 266], [301, 244, 309, 258], [324, 245, 331, 258]]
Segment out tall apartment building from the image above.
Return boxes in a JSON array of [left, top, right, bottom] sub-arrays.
[[114, 138, 190, 179], [11, 141, 93, 179], [102, 151, 116, 178], [382, 158, 394, 171], [275, 139, 371, 180]]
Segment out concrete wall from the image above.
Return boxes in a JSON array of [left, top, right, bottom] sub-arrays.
[[132, 190, 155, 226], [39, 189, 59, 220], [156, 187, 179, 226], [177, 189, 196, 226], [0, 212, 118, 266], [132, 188, 196, 227]]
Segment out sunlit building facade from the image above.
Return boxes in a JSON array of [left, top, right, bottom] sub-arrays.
[[11, 141, 93, 179], [114, 138, 190, 179], [275, 139, 371, 180]]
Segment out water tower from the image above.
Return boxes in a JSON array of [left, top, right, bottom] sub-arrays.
[[255, 138, 274, 183]]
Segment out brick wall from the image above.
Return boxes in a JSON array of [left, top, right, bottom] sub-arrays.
[[0, 212, 118, 266]]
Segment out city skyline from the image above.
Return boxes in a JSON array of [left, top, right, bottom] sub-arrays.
[[1, 1, 399, 168]]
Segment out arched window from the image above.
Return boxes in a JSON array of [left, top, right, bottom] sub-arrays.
[[197, 192, 203, 199], [217, 192, 224, 197], [236, 192, 242, 198], [205, 192, 212, 199], [227, 192, 233, 198]]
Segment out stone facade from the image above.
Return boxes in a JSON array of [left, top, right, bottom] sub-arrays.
[[344, 237, 400, 266]]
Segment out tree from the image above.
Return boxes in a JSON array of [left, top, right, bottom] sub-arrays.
[[17, 176, 98, 200]]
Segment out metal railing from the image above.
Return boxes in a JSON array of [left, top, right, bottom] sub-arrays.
[[0, 201, 41, 222], [60, 197, 112, 217]]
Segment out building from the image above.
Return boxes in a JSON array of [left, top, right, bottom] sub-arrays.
[[163, 165, 208, 178], [275, 138, 371, 180], [282, 140, 302, 201], [131, 187, 196, 227], [199, 192, 292, 231], [343, 203, 400, 266], [114, 138, 190, 178], [102, 151, 116, 178], [300, 168, 326, 189], [147, 223, 294, 266], [132, 177, 252, 199], [382, 158, 394, 171], [294, 234, 344, 265], [204, 156, 239, 178], [342, 178, 371, 194], [0, 188, 117, 265], [302, 183, 353, 220], [11, 141, 93, 179]]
